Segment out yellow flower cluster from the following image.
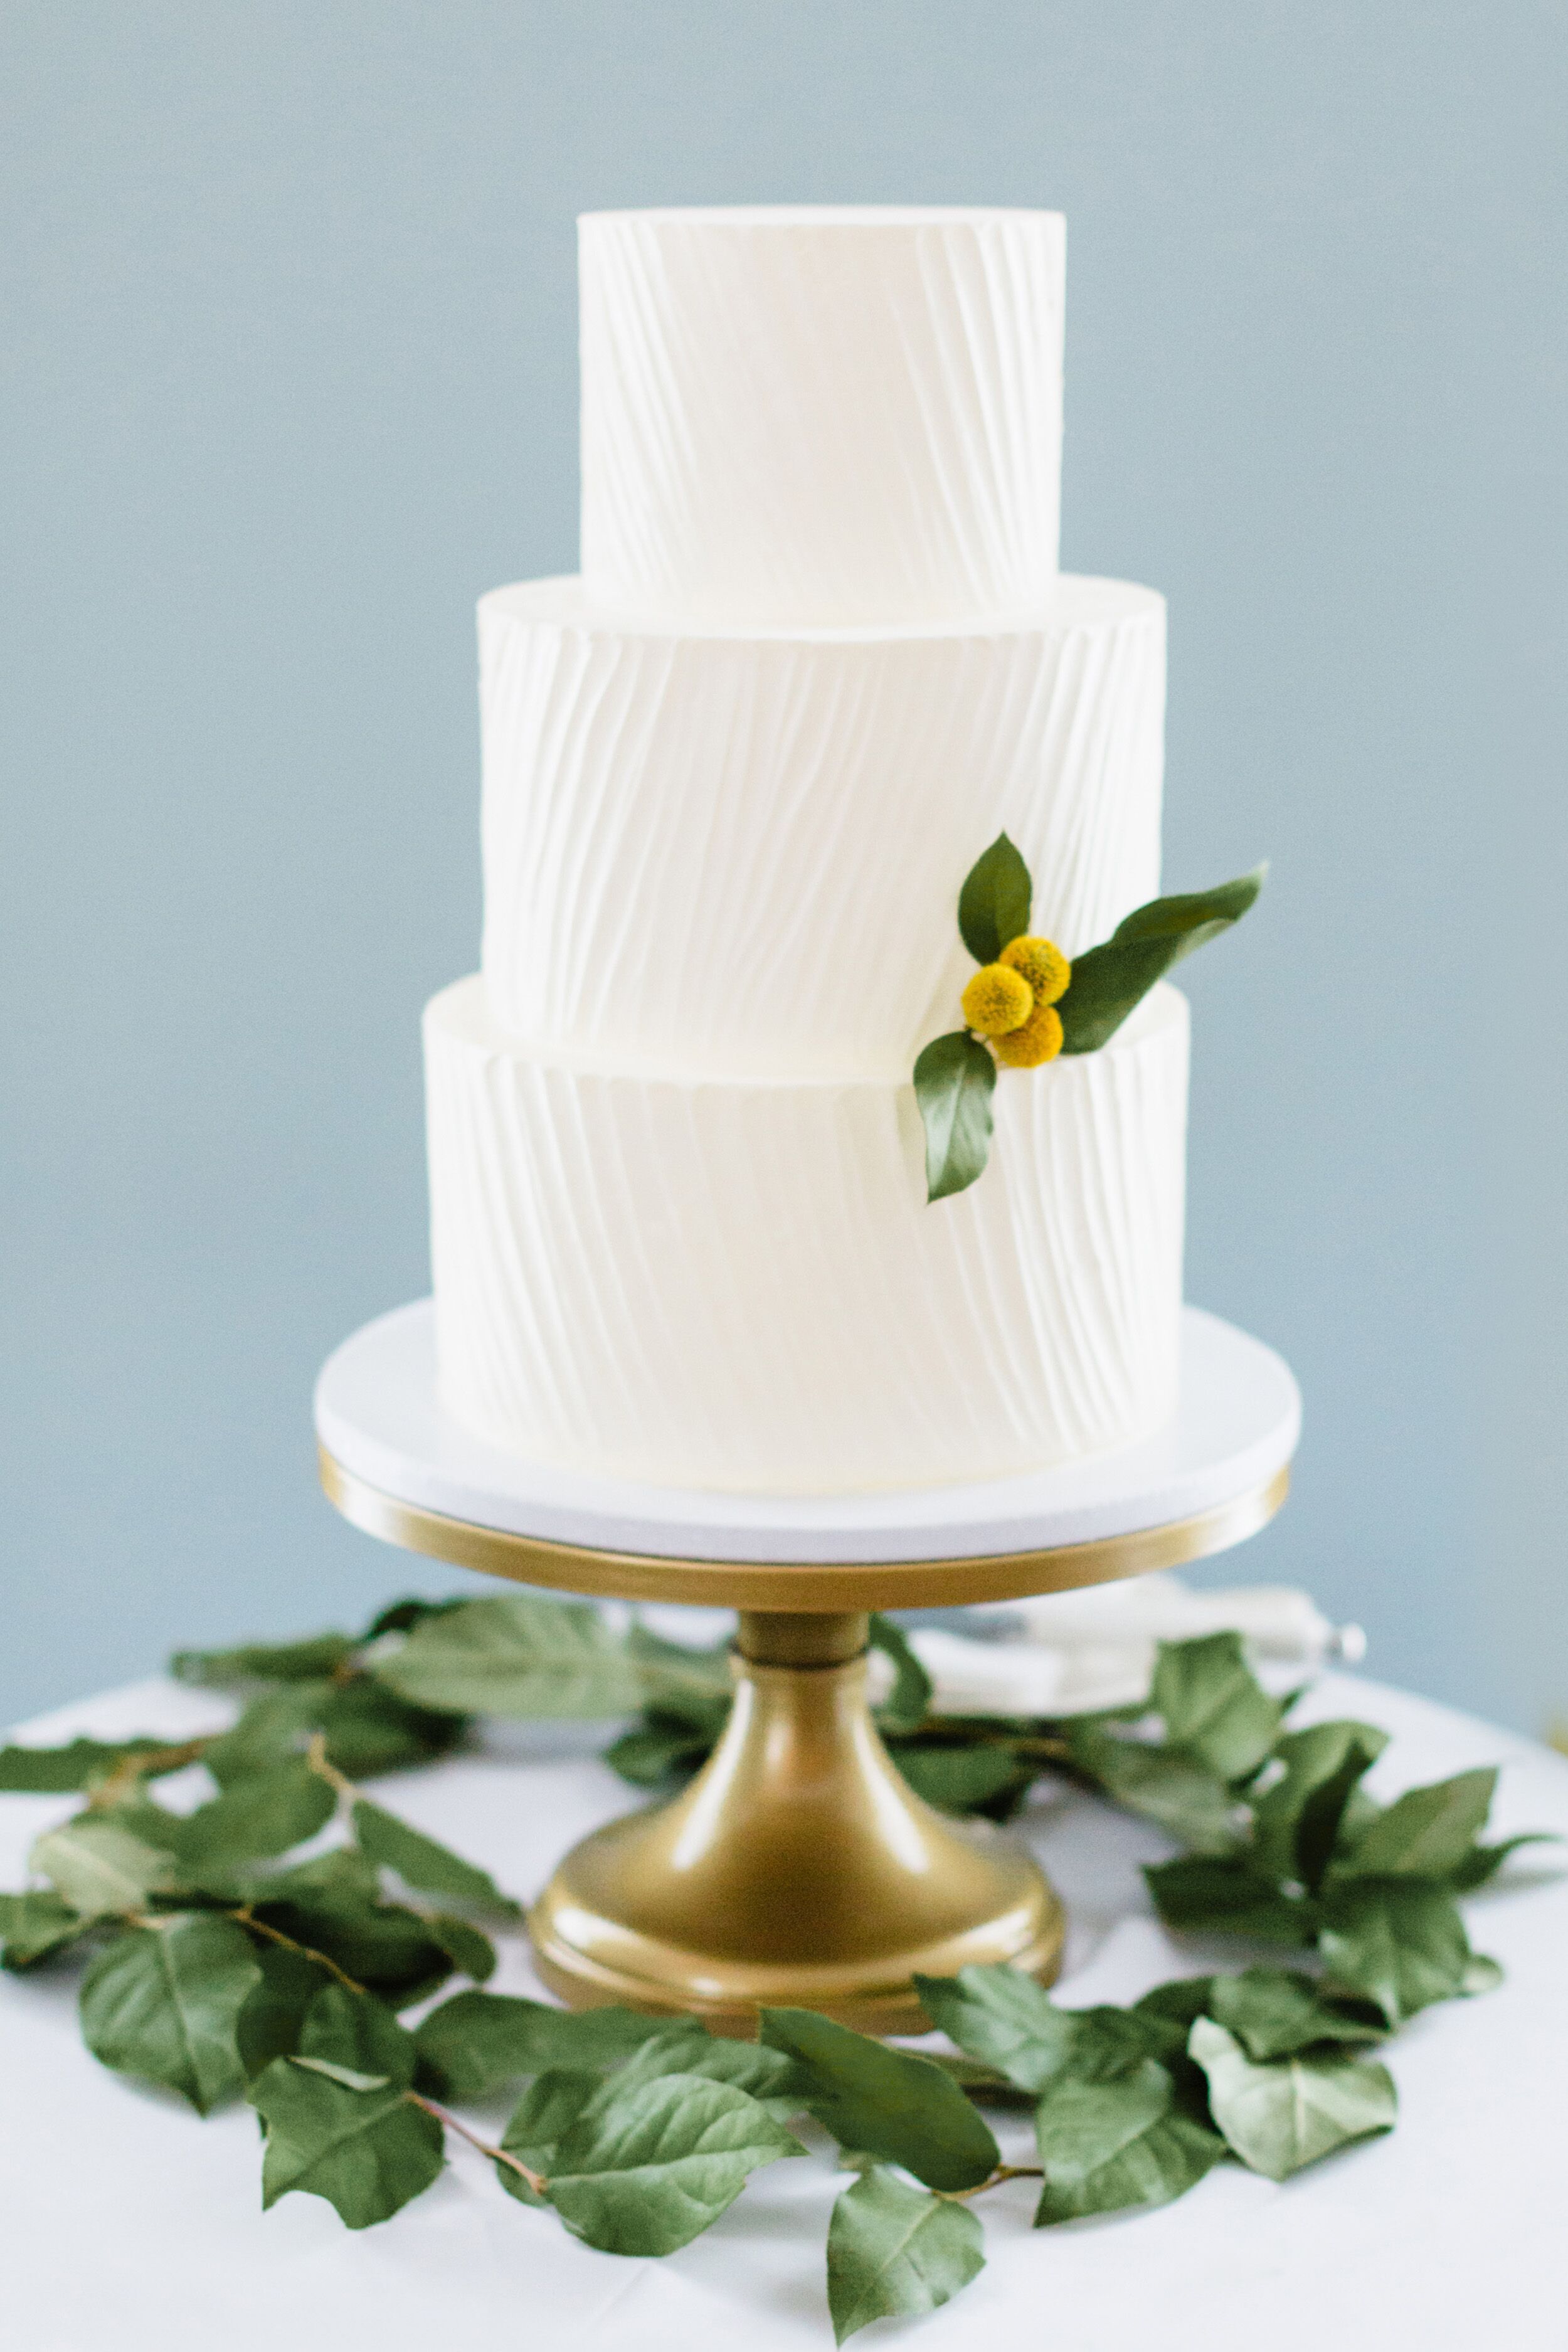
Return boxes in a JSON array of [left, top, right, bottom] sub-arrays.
[[960, 934, 1071, 1068]]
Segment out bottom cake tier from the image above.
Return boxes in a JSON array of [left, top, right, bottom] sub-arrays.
[[423, 977, 1189, 1495]]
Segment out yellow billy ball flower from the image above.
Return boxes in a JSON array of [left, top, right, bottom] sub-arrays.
[[993, 1000, 1064, 1068], [961, 962, 1034, 1037], [999, 933, 1071, 1006]]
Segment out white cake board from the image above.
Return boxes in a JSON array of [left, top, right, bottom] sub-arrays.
[[315, 1299, 1298, 1572]]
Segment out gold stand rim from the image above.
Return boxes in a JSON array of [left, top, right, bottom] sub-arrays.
[[318, 1443, 1290, 1611]]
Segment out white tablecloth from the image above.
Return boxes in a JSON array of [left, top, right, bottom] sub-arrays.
[[2, 1670, 1564, 2352]]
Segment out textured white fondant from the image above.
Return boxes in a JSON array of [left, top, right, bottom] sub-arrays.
[[479, 576, 1165, 1076], [425, 977, 1188, 1495], [580, 206, 1066, 625]]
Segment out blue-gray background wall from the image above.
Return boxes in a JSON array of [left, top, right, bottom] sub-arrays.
[[3, 4, 1564, 1730]]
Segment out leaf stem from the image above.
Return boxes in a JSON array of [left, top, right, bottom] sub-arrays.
[[941, 2165, 1046, 2201], [87, 1738, 211, 1808], [229, 1905, 367, 1996], [406, 2093, 545, 2193], [304, 1733, 358, 1804]]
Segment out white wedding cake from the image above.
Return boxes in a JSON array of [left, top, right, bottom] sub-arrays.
[[423, 206, 1191, 1495]]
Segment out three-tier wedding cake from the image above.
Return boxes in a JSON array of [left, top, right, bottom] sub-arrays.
[[423, 206, 1191, 1495]]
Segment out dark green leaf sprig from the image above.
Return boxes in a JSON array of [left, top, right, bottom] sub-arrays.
[[0, 1596, 1552, 2342], [914, 835, 1265, 1200]]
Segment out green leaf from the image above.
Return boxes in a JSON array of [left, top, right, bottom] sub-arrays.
[[0, 1737, 196, 1793], [543, 2070, 803, 2255], [1057, 867, 1265, 1055], [1143, 1855, 1317, 1945], [1251, 1721, 1389, 1889], [0, 1889, 93, 1969], [760, 2006, 999, 2191], [203, 1683, 332, 1788], [425, 1914, 497, 1984], [1069, 1722, 1241, 1853], [602, 2022, 803, 2120], [250, 2057, 443, 2227], [172, 1632, 356, 1687], [246, 1851, 458, 2007], [352, 1799, 522, 1920], [414, 1991, 664, 2100], [915, 1964, 1079, 2091], [79, 1914, 260, 2113], [314, 1681, 469, 1776], [497, 2070, 598, 2203], [1190, 2017, 1397, 2181], [826, 2166, 986, 2344], [1150, 1633, 1286, 1781], [1202, 1968, 1385, 2060], [919, 2052, 1038, 2108], [372, 1594, 646, 1719], [299, 1982, 418, 2090], [1448, 1831, 1559, 1891], [1033, 2058, 1226, 2223], [602, 1717, 716, 1788], [235, 1941, 332, 2078], [30, 1817, 177, 1918], [891, 1739, 1036, 1818], [957, 831, 1032, 965], [867, 1616, 933, 1735], [179, 1757, 337, 1870], [913, 1031, 998, 1204], [1318, 1878, 1485, 2024], [1336, 1768, 1498, 1882]]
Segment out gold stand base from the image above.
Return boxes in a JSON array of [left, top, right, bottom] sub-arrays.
[[526, 1611, 1064, 2035]]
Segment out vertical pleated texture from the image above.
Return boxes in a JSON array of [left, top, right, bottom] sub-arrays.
[[579, 209, 1065, 625], [425, 977, 1187, 1494], [479, 578, 1164, 1075]]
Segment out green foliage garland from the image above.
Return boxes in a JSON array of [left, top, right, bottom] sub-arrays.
[[0, 1594, 1550, 2340]]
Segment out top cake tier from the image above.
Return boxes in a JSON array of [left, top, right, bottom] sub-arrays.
[[579, 206, 1066, 627]]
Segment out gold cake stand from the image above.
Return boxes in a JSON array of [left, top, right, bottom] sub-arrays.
[[315, 1301, 1298, 2035]]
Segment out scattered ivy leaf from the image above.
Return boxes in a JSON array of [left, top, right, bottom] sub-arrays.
[[956, 831, 1032, 965], [373, 1595, 647, 1719], [425, 1914, 497, 1984], [1150, 1633, 1286, 1781], [543, 2070, 803, 2255], [0, 1737, 194, 1793], [0, 1889, 93, 1969], [179, 1757, 336, 1870], [235, 1941, 331, 2079], [1033, 2058, 1226, 2223], [867, 1617, 933, 1735], [202, 1684, 332, 1789], [299, 1982, 418, 2090], [172, 1633, 356, 1687], [1190, 2018, 1397, 2180], [250, 2057, 443, 2227], [1448, 1831, 1559, 1892], [1067, 1722, 1241, 1853], [1201, 1968, 1385, 2060], [914, 1964, 1079, 2091], [602, 1717, 716, 1788], [1318, 1879, 1486, 2023], [761, 2007, 999, 2191], [1144, 1856, 1317, 1946], [314, 1681, 469, 1777], [827, 2165, 985, 2344], [891, 1739, 1036, 1818], [497, 2069, 597, 2204], [1250, 1721, 1389, 1888], [31, 1817, 176, 1919], [414, 1991, 664, 2100], [1336, 1769, 1498, 1882], [352, 1799, 522, 1921], [913, 1030, 999, 1204], [79, 1914, 260, 2112], [245, 1851, 458, 2007]]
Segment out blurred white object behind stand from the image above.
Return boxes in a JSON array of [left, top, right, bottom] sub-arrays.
[[640, 1574, 1366, 1719]]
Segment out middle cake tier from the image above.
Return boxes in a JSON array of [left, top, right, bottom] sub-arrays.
[[479, 574, 1165, 1078], [425, 975, 1189, 1495]]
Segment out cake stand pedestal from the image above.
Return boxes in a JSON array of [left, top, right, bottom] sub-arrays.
[[315, 1300, 1298, 2034]]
